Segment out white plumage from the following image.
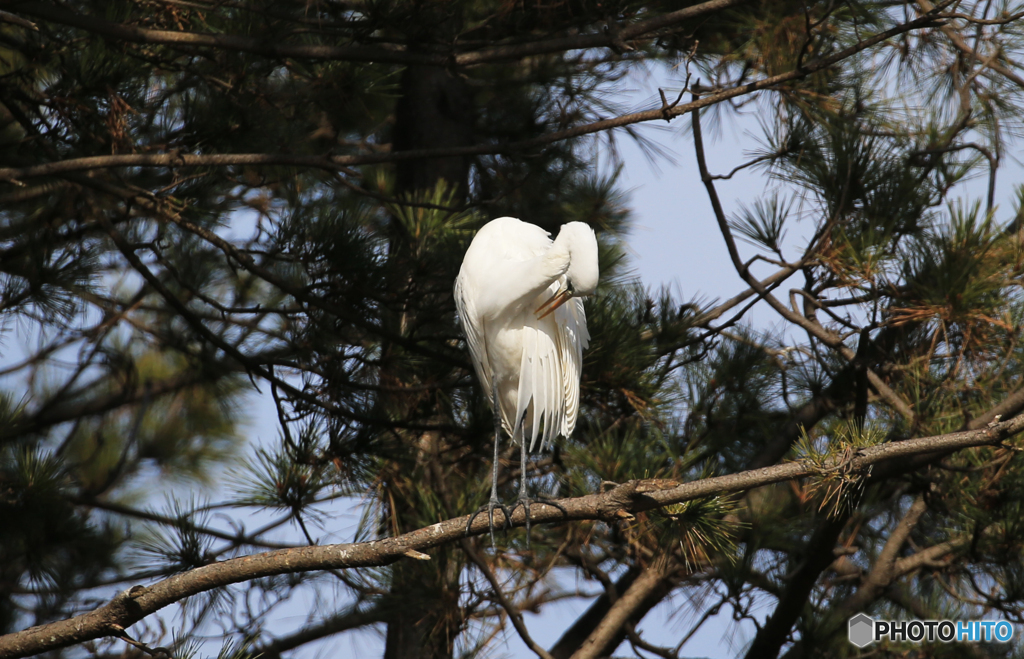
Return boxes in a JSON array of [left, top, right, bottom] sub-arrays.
[[455, 217, 598, 534]]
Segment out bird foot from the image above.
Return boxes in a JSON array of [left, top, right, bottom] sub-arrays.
[[466, 497, 513, 547], [507, 496, 568, 549]]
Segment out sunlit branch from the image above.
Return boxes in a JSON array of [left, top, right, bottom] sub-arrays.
[[1, 414, 1021, 659]]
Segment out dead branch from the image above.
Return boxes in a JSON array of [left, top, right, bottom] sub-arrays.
[[691, 97, 917, 423], [461, 539, 554, 659]]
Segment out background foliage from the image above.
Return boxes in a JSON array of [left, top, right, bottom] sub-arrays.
[[3, 1, 1024, 658]]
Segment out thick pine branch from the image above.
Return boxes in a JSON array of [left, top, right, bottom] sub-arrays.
[[1, 414, 1022, 659]]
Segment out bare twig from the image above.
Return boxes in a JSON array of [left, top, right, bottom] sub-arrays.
[[691, 100, 917, 423], [917, 0, 1024, 89], [461, 540, 554, 659]]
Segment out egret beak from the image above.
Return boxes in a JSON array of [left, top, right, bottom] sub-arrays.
[[535, 287, 572, 319]]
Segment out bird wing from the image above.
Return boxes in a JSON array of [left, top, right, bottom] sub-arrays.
[[514, 285, 589, 452], [555, 297, 589, 438], [515, 299, 565, 452], [454, 273, 493, 405]]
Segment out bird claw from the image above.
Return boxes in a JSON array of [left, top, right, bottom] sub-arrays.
[[507, 496, 568, 550], [466, 497, 513, 547]]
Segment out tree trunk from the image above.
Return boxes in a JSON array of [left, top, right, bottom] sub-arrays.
[[392, 64, 474, 199], [382, 59, 474, 659]]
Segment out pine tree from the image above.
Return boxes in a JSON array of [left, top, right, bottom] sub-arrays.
[[2, 2, 1024, 659]]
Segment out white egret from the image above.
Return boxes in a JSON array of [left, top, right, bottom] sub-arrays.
[[455, 217, 598, 541]]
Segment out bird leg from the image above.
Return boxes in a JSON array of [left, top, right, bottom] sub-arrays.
[[508, 437, 568, 550], [466, 383, 512, 546], [516, 436, 534, 547]]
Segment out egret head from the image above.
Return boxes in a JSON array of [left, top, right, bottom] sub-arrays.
[[561, 222, 599, 297], [536, 222, 598, 318]]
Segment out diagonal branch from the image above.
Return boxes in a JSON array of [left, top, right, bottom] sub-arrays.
[[838, 494, 929, 613], [71, 174, 466, 371], [7, 2, 425, 64], [1, 414, 1022, 659], [917, 0, 1024, 90], [872, 384, 1024, 479], [694, 263, 802, 326], [743, 506, 851, 659], [892, 539, 964, 575], [549, 566, 641, 659], [72, 497, 298, 551], [257, 606, 387, 659], [568, 555, 680, 659], [95, 210, 462, 432], [691, 98, 917, 423], [8, 369, 212, 438]]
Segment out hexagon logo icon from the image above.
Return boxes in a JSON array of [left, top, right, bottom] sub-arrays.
[[848, 613, 876, 648]]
